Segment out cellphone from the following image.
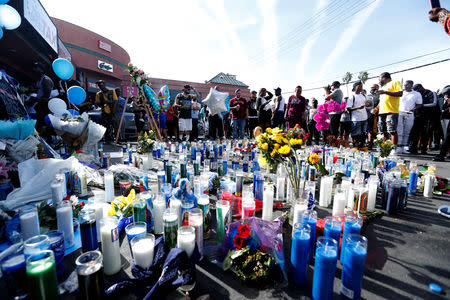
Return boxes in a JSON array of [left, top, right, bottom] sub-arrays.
[[430, 0, 440, 8]]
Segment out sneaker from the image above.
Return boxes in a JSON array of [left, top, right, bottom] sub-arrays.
[[395, 147, 403, 154]]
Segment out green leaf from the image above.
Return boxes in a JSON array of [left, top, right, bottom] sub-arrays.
[[223, 250, 235, 271], [315, 163, 329, 175]]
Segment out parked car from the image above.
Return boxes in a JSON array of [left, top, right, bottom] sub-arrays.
[[88, 107, 144, 140]]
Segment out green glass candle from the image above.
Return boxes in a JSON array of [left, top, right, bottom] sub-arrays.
[[26, 250, 59, 300], [133, 197, 147, 223]]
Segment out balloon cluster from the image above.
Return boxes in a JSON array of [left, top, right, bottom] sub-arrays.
[[202, 87, 229, 116], [0, 1, 21, 40], [51, 58, 86, 106], [143, 85, 171, 111]]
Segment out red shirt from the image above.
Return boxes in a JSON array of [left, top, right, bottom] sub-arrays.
[[230, 97, 248, 119]]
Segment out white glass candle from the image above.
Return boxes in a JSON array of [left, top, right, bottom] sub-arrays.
[[262, 184, 274, 221], [177, 226, 196, 258], [293, 200, 307, 226], [319, 176, 333, 207], [51, 180, 63, 207], [188, 208, 203, 257], [276, 177, 286, 201], [423, 173, 434, 198], [347, 186, 356, 209], [104, 172, 115, 203], [332, 188, 347, 216], [131, 234, 155, 269], [147, 153, 153, 170], [100, 217, 121, 275], [153, 196, 165, 234], [56, 200, 74, 248], [169, 199, 182, 228], [20, 206, 40, 241], [367, 181, 378, 212]]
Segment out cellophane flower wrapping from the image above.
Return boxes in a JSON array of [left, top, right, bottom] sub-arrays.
[[221, 216, 287, 283], [49, 112, 89, 136]]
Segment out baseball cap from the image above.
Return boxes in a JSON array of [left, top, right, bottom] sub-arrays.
[[441, 85, 450, 96], [235, 89, 241, 93], [331, 81, 341, 88], [274, 87, 282, 93], [183, 84, 191, 89], [352, 80, 362, 91]]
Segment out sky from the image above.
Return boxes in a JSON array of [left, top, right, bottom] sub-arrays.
[[41, 0, 450, 101]]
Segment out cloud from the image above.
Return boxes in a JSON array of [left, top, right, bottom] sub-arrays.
[[317, 0, 382, 79]]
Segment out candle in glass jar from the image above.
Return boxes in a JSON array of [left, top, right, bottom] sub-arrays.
[[153, 196, 166, 234], [51, 180, 63, 207], [235, 171, 243, 197], [293, 200, 307, 226], [1, 253, 27, 299], [312, 237, 338, 300], [291, 223, 311, 285], [26, 250, 59, 300], [324, 216, 342, 244], [301, 210, 317, 262], [319, 176, 333, 207], [197, 195, 210, 239], [188, 208, 203, 257], [332, 188, 347, 216], [20, 206, 40, 242], [367, 180, 378, 212], [262, 184, 274, 221], [133, 197, 147, 223], [131, 233, 155, 269], [104, 171, 115, 203], [241, 197, 255, 219], [340, 213, 363, 263], [76, 251, 105, 300], [276, 176, 286, 201], [56, 200, 74, 248], [177, 226, 196, 258], [125, 222, 147, 255], [24, 235, 50, 258], [100, 217, 121, 275], [216, 200, 230, 243], [79, 209, 99, 252], [423, 173, 434, 198], [163, 208, 179, 249], [340, 235, 368, 300]]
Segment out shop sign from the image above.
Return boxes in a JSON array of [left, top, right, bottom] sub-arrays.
[[98, 40, 112, 52], [98, 60, 113, 72], [23, 0, 58, 53]]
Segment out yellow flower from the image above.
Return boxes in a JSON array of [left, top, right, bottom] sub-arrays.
[[270, 148, 277, 156], [107, 206, 116, 216], [258, 154, 268, 169], [261, 143, 268, 150], [282, 137, 288, 144], [274, 143, 280, 150], [308, 153, 320, 165], [291, 138, 303, 146], [272, 127, 282, 134], [266, 128, 273, 134], [278, 145, 291, 155]]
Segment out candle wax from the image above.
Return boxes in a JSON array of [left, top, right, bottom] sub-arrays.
[[57, 206, 74, 248], [20, 211, 40, 241], [293, 203, 307, 226], [312, 246, 338, 300], [340, 222, 362, 263], [153, 199, 165, 234], [291, 230, 310, 285], [2, 254, 27, 297], [27, 259, 59, 300], [324, 223, 341, 244], [262, 190, 274, 221], [177, 233, 196, 258], [77, 264, 105, 300], [133, 202, 147, 223], [80, 220, 99, 252], [189, 215, 204, 256], [101, 224, 121, 275], [132, 239, 155, 269], [301, 217, 317, 262], [340, 245, 367, 300], [163, 214, 178, 248]]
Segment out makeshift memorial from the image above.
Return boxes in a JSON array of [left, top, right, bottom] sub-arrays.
[[222, 217, 286, 285], [107, 188, 136, 232]]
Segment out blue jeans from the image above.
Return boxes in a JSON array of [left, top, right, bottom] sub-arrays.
[[232, 119, 246, 139]]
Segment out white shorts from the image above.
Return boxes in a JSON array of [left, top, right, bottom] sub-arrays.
[[178, 118, 192, 131]]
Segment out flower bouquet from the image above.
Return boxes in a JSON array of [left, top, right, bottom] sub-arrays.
[[375, 135, 395, 158], [107, 189, 136, 233], [137, 131, 155, 154], [221, 217, 286, 286]]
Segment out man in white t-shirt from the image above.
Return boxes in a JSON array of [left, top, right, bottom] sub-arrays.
[[271, 87, 286, 127], [346, 81, 369, 148], [397, 80, 422, 153]]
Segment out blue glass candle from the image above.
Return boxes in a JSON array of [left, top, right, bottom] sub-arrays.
[[291, 223, 311, 285], [408, 169, 418, 194], [312, 237, 338, 300], [79, 209, 99, 252], [253, 172, 264, 201], [1, 253, 27, 298], [340, 235, 368, 300], [386, 181, 400, 214], [222, 159, 228, 176], [301, 210, 317, 262], [324, 216, 342, 244], [340, 213, 362, 263], [47, 230, 65, 276]]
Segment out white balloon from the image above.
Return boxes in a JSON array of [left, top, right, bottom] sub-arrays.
[[202, 88, 228, 116], [48, 98, 67, 114], [54, 109, 70, 118], [0, 5, 21, 30]]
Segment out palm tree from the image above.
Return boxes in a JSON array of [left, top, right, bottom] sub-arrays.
[[358, 71, 369, 84], [342, 72, 352, 96]]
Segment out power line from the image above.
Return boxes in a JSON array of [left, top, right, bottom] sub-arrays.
[[250, 0, 378, 66], [280, 58, 450, 94]]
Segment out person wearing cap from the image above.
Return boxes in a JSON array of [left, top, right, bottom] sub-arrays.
[[248, 90, 258, 137], [367, 84, 380, 149], [32, 62, 54, 136], [324, 81, 344, 137], [230, 89, 248, 139], [256, 88, 273, 131], [285, 86, 307, 129], [346, 81, 369, 148], [434, 85, 450, 161], [95, 80, 118, 141], [174, 84, 199, 141], [396, 80, 422, 154], [207, 86, 225, 140], [376, 72, 403, 153], [271, 87, 286, 128], [409, 83, 441, 154]]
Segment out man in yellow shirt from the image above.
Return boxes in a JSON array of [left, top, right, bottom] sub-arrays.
[[376, 72, 403, 153], [95, 80, 118, 141]]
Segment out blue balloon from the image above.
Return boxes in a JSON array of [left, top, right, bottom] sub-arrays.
[[67, 109, 79, 116], [67, 86, 86, 105], [0, 28, 3, 40], [0, 4, 21, 30], [52, 58, 74, 80], [0, 1, 10, 4], [220, 96, 230, 118]]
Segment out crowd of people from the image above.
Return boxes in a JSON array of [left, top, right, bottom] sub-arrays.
[[17, 62, 450, 162]]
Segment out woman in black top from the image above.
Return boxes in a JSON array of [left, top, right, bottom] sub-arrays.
[[256, 88, 273, 132]]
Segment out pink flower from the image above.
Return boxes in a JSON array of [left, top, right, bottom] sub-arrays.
[[340, 101, 347, 111], [140, 75, 144, 80], [317, 105, 325, 113], [138, 69, 143, 74], [314, 112, 331, 131]]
